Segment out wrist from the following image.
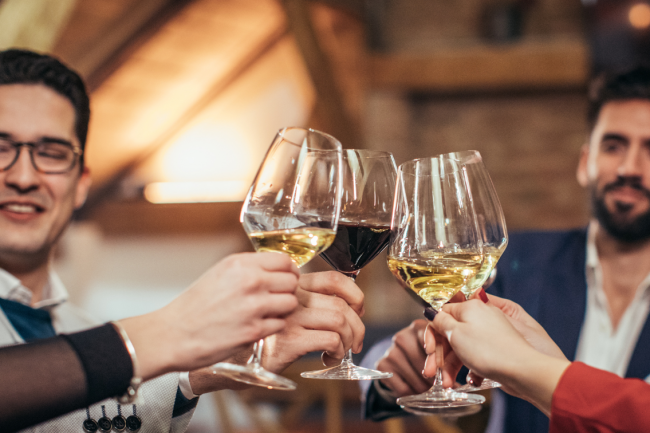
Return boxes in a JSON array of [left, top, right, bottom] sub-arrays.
[[118, 311, 177, 380], [498, 348, 571, 416]]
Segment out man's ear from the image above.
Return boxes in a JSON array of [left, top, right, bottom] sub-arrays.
[[576, 144, 591, 188], [74, 167, 92, 210]]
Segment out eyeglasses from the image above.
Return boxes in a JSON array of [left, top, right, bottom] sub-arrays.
[[0, 137, 82, 174]]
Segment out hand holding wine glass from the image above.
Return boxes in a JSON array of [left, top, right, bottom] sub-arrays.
[[211, 127, 342, 390], [387, 155, 486, 413]]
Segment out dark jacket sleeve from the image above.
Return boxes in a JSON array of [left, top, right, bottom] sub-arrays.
[[0, 324, 132, 433]]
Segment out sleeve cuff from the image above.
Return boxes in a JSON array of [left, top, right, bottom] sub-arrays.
[[363, 380, 406, 421], [178, 371, 198, 400]]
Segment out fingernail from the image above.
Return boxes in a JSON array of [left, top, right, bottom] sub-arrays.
[[478, 289, 489, 304], [424, 307, 437, 321]]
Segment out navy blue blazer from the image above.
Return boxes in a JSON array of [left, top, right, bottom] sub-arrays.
[[362, 229, 650, 432]]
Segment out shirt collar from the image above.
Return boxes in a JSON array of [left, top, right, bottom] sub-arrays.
[[0, 267, 68, 309], [585, 220, 650, 299], [586, 220, 599, 271]]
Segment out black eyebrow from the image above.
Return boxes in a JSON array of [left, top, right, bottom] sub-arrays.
[[601, 133, 629, 143], [0, 132, 73, 147], [38, 136, 74, 147]]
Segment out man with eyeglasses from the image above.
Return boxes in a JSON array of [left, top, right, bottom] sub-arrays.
[[0, 49, 366, 432]]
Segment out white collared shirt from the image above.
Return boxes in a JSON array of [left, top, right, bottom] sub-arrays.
[[574, 222, 650, 380], [0, 267, 68, 310]]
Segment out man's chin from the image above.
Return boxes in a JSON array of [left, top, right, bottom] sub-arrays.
[[0, 241, 50, 261], [594, 195, 650, 243]]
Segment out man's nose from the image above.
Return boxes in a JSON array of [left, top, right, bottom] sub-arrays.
[[3, 147, 40, 192], [618, 144, 645, 179]]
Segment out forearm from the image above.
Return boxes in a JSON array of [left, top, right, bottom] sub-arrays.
[[493, 348, 571, 417]]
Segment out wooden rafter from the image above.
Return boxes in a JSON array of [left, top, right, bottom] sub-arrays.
[[0, 0, 78, 52], [281, 0, 362, 149], [78, 23, 290, 219]]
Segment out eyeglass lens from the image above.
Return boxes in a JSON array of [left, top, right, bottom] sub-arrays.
[[0, 139, 77, 173]]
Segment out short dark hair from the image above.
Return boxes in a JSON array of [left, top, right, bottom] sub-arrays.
[[587, 64, 650, 132], [0, 49, 90, 168]]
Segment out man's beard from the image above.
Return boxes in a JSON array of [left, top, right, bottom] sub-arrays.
[[592, 177, 650, 243]]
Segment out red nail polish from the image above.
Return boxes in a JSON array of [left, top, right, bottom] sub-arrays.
[[478, 289, 489, 303]]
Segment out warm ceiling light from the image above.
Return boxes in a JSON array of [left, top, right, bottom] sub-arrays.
[[630, 3, 650, 29], [143, 181, 249, 203]]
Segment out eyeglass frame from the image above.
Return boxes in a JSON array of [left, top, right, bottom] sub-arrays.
[[0, 136, 83, 174]]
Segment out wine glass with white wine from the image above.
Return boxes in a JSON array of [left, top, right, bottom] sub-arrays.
[[387, 155, 486, 413], [447, 150, 508, 392], [211, 127, 342, 390]]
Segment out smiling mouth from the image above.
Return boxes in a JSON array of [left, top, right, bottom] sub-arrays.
[[0, 203, 44, 214]]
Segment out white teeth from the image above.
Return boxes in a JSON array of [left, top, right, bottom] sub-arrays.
[[4, 203, 37, 213]]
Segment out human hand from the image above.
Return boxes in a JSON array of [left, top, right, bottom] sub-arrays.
[[423, 294, 570, 404], [121, 252, 299, 380], [373, 320, 433, 398], [263, 271, 365, 373]]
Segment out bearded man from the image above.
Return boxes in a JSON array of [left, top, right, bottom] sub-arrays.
[[359, 65, 650, 433]]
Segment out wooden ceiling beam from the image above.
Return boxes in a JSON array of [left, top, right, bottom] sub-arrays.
[[369, 37, 590, 92], [281, 0, 363, 149], [58, 0, 195, 90], [0, 0, 78, 52], [78, 24, 289, 220]]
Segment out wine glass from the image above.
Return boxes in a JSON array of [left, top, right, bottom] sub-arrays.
[[211, 127, 343, 390], [301, 149, 397, 380], [448, 150, 508, 393], [387, 156, 486, 412]]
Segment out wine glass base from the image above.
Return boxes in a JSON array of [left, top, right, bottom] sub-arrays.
[[397, 389, 485, 410], [301, 362, 393, 380], [455, 378, 502, 392], [402, 403, 483, 417], [211, 362, 297, 391]]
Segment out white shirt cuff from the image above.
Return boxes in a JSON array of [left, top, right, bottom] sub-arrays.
[[178, 371, 198, 399]]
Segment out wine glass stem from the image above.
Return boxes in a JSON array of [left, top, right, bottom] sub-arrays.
[[341, 274, 358, 367], [249, 338, 265, 369], [341, 349, 354, 366], [433, 367, 445, 392]]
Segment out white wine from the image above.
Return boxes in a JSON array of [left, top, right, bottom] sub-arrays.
[[249, 227, 336, 268], [460, 248, 503, 299], [387, 253, 483, 311]]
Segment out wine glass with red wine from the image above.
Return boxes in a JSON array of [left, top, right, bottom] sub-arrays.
[[301, 149, 397, 380]]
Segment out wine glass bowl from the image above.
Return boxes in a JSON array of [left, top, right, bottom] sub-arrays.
[[387, 155, 486, 410], [212, 127, 343, 390], [448, 150, 508, 300]]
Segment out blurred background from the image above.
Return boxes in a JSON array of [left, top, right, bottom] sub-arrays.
[[5, 0, 649, 431]]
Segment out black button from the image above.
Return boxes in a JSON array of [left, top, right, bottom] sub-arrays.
[[83, 419, 98, 433], [112, 415, 126, 432], [97, 416, 112, 432], [125, 415, 142, 432]]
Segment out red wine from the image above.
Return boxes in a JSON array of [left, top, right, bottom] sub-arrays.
[[320, 223, 391, 278]]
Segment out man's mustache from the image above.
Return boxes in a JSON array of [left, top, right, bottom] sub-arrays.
[[602, 177, 650, 199]]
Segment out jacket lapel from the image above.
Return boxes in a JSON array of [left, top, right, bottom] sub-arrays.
[[537, 229, 588, 361], [626, 314, 650, 379]]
